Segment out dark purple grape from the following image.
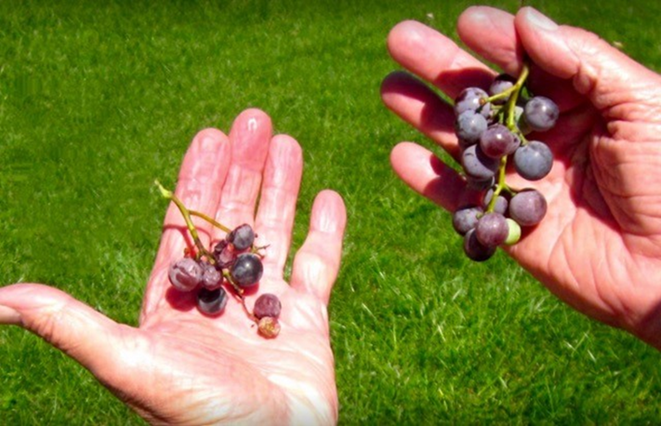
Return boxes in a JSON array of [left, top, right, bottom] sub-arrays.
[[200, 261, 223, 290], [509, 189, 547, 226], [463, 228, 496, 262], [523, 96, 559, 131], [479, 124, 520, 159], [461, 144, 500, 180], [230, 253, 264, 288], [213, 240, 236, 269], [168, 257, 203, 292], [466, 176, 495, 190], [227, 224, 255, 251], [455, 110, 487, 145], [514, 141, 553, 181], [488, 74, 516, 104], [482, 189, 508, 215], [197, 287, 228, 316], [454, 87, 491, 118], [253, 293, 282, 319], [475, 212, 509, 247], [452, 206, 483, 235]]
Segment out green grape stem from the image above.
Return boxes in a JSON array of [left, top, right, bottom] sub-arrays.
[[155, 180, 214, 262], [189, 209, 232, 233], [504, 64, 529, 129], [484, 63, 531, 213], [222, 270, 246, 297]]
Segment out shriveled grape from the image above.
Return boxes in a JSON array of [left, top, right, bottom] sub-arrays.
[[253, 293, 282, 319], [200, 261, 223, 290], [168, 258, 202, 292]]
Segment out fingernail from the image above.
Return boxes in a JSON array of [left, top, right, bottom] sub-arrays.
[[0, 305, 22, 325], [465, 7, 490, 24], [195, 129, 223, 154], [524, 7, 558, 31], [200, 135, 218, 153]]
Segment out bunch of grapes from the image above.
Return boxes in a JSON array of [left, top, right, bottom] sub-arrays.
[[452, 65, 558, 261], [156, 182, 282, 338]]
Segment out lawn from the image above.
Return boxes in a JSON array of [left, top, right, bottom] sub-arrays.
[[2, 0, 661, 424]]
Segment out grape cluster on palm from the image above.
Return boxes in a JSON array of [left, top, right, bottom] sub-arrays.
[[158, 181, 283, 337]]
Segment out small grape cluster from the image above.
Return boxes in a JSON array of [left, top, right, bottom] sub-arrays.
[[156, 182, 282, 338], [452, 65, 558, 261]]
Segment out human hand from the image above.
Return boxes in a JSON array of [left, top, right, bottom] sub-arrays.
[[381, 6, 661, 349], [0, 109, 347, 424]]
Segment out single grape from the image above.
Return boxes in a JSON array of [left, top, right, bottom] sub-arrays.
[[253, 293, 282, 319], [466, 176, 495, 190], [230, 253, 264, 288], [257, 316, 281, 338], [488, 74, 516, 104], [197, 287, 228, 316], [463, 228, 496, 262], [479, 124, 520, 159], [455, 110, 488, 145], [504, 218, 521, 245], [168, 257, 203, 292], [509, 189, 547, 226], [523, 96, 559, 131], [482, 189, 508, 215], [200, 261, 223, 290], [475, 212, 509, 247], [461, 144, 500, 180], [227, 223, 255, 251], [213, 240, 236, 269], [452, 206, 483, 236], [454, 87, 491, 118], [514, 141, 553, 181]]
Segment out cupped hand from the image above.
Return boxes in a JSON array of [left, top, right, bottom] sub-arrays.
[[381, 6, 661, 349], [0, 109, 347, 424]]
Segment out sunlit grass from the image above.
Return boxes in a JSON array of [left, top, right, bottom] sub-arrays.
[[1, 0, 661, 423]]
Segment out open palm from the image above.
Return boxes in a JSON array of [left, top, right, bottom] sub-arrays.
[[381, 6, 661, 349], [0, 109, 347, 424]]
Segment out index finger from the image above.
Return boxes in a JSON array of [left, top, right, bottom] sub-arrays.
[[387, 19, 495, 99], [141, 129, 231, 323]]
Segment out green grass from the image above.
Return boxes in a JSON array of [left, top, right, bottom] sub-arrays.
[[2, 0, 661, 424]]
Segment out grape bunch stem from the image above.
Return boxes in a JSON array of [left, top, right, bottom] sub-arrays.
[[482, 63, 531, 214], [155, 180, 214, 262], [155, 181, 248, 294]]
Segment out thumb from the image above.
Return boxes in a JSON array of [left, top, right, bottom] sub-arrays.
[[515, 7, 661, 113], [0, 283, 131, 384]]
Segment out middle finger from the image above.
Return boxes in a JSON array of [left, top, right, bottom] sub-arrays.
[[212, 108, 273, 242]]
